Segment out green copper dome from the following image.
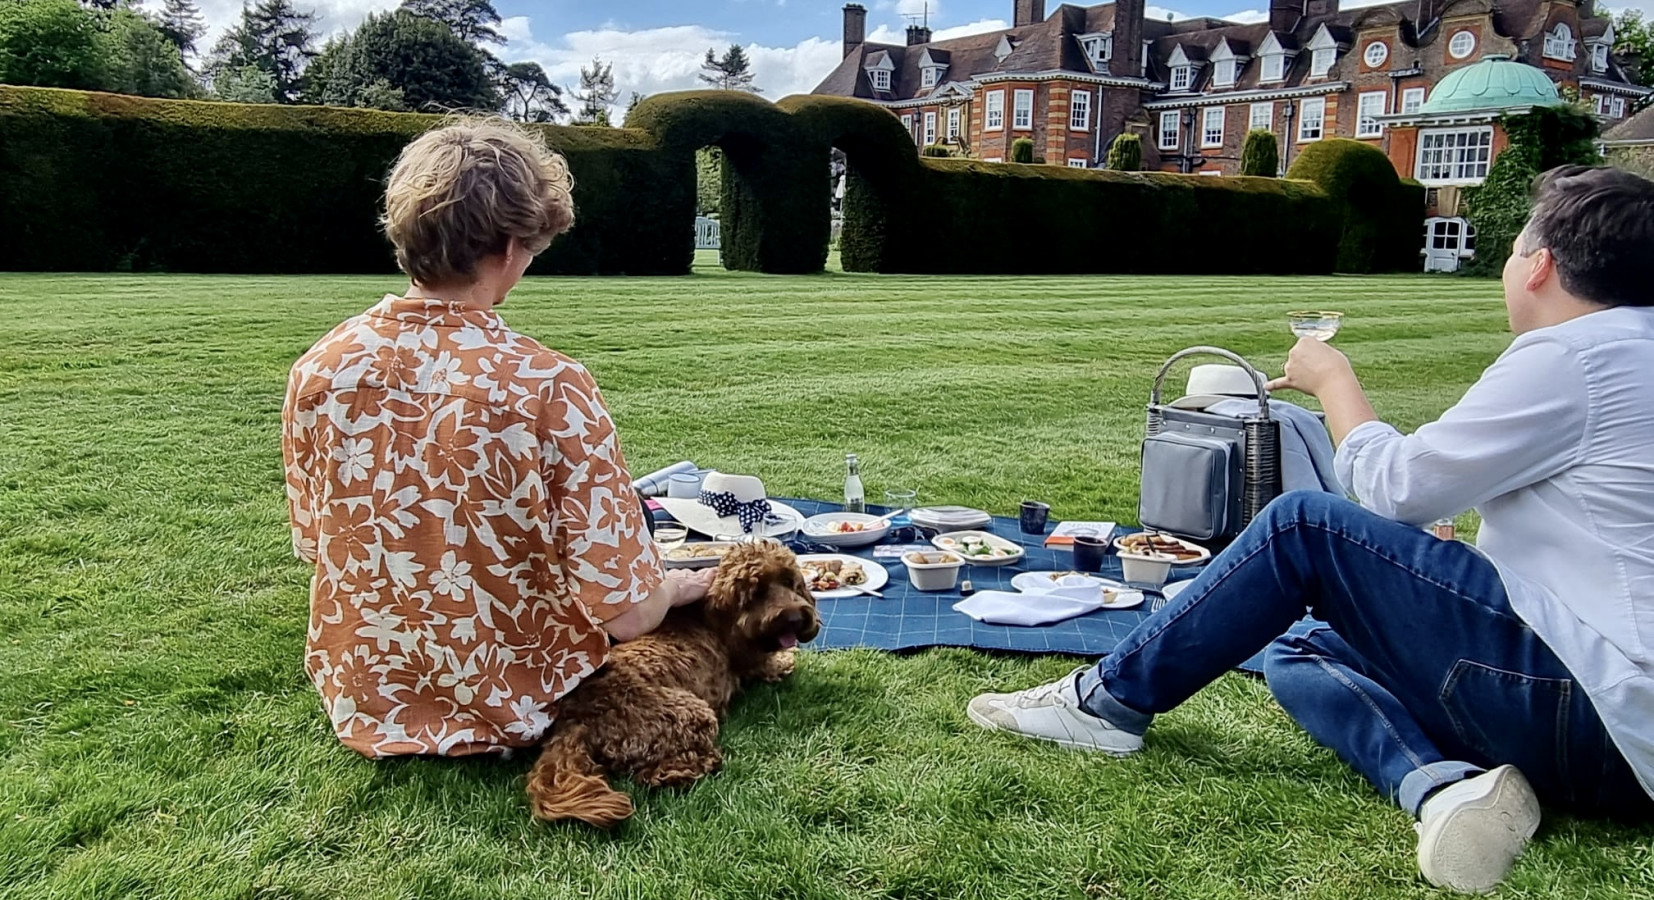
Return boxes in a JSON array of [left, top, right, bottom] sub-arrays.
[[1418, 56, 1565, 114]]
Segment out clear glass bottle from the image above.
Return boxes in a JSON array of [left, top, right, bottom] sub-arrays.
[[843, 453, 865, 514]]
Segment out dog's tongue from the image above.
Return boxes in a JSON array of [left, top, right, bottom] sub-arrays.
[[778, 633, 799, 649]]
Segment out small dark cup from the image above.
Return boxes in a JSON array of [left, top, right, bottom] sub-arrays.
[[1073, 535, 1108, 573], [1019, 500, 1051, 535]]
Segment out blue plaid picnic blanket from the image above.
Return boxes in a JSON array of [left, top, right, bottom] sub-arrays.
[[761, 499, 1266, 673]]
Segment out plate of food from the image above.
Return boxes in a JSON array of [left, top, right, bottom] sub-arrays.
[[1113, 532, 1212, 565], [1009, 571, 1144, 610], [796, 554, 889, 598], [931, 531, 1025, 566], [662, 541, 739, 569], [801, 512, 891, 548], [1009, 571, 1123, 592]]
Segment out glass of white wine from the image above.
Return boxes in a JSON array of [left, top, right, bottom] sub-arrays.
[[1288, 310, 1344, 341], [652, 523, 688, 554]]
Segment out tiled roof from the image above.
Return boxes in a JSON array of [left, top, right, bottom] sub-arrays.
[[1604, 105, 1654, 143]]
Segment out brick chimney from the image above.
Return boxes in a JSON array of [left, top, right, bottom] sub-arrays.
[[843, 4, 866, 58], [1269, 0, 1304, 34], [1014, 0, 1045, 27], [1110, 0, 1144, 77], [907, 24, 932, 45], [1305, 0, 1337, 16]]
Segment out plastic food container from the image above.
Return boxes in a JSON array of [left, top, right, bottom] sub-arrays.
[[1118, 551, 1177, 587], [903, 551, 966, 591]]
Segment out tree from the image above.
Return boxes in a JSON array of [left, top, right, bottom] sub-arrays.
[[156, 0, 205, 57], [399, 0, 502, 46], [207, 0, 319, 104], [1240, 129, 1279, 176], [1614, 10, 1652, 87], [1010, 137, 1035, 163], [0, 0, 106, 90], [100, 8, 197, 98], [625, 90, 643, 117], [342, 11, 496, 111], [570, 56, 617, 126], [696, 147, 722, 216], [211, 63, 277, 102], [698, 44, 759, 93], [1464, 107, 1601, 275], [1105, 133, 1141, 170], [500, 61, 567, 122]]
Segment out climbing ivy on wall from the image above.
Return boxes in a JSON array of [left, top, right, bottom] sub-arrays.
[[1463, 105, 1601, 276]]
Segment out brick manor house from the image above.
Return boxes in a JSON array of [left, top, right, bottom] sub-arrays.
[[811, 0, 1650, 181]]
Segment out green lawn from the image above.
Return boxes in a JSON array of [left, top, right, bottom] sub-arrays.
[[2, 262, 1650, 899]]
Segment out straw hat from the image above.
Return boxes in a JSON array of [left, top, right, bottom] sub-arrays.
[[654, 472, 804, 538], [1167, 364, 1270, 410]]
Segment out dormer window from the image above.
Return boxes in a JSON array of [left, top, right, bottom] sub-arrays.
[[1543, 24, 1576, 61], [1310, 48, 1335, 77], [1142, 40, 1152, 76], [1262, 53, 1285, 81], [921, 67, 939, 89], [870, 69, 891, 90], [995, 35, 1015, 63], [1590, 42, 1609, 72], [1216, 58, 1243, 86], [1171, 66, 1193, 90], [1080, 33, 1113, 68]]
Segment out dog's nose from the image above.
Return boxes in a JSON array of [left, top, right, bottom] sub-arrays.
[[793, 608, 820, 643], [781, 609, 807, 632]]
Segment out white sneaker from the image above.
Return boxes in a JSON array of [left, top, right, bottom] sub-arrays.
[[966, 667, 1145, 755], [1415, 765, 1541, 894]]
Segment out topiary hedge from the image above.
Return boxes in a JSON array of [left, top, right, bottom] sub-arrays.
[[1240, 130, 1278, 177], [0, 85, 690, 275], [1285, 138, 1424, 274]]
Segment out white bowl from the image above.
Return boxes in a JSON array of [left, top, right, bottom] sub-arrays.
[[802, 512, 890, 548], [902, 550, 965, 591], [931, 530, 1025, 567], [1118, 551, 1176, 586]]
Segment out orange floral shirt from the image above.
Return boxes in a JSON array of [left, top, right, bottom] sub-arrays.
[[282, 295, 663, 758]]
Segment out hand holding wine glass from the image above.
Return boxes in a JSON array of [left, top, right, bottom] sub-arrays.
[[1288, 311, 1344, 342]]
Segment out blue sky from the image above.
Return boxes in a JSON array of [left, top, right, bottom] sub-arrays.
[[178, 0, 1647, 110]]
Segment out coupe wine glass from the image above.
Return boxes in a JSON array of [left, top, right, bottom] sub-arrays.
[[652, 523, 688, 554], [1288, 310, 1344, 341]]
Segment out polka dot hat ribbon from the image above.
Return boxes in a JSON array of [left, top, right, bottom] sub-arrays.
[[699, 489, 774, 533]]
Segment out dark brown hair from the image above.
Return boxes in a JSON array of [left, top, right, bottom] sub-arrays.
[[1521, 166, 1654, 308]]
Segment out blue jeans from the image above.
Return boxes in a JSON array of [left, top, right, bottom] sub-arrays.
[[1076, 492, 1652, 819]]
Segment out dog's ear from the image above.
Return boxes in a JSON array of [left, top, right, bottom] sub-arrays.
[[706, 544, 767, 618]]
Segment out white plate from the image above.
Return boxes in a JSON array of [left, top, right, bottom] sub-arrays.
[[931, 530, 1025, 566], [1010, 571, 1123, 593], [796, 554, 890, 599], [1161, 580, 1195, 601], [661, 541, 738, 569], [801, 512, 891, 548], [1112, 532, 1212, 566]]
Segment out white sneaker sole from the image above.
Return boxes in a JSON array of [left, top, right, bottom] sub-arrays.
[[965, 703, 1141, 756], [1416, 765, 1541, 894]]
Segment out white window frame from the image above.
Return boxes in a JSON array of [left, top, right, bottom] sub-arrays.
[[1595, 93, 1610, 115], [1198, 169, 1222, 176], [1543, 24, 1576, 62], [1067, 157, 1088, 168], [1364, 41, 1388, 68], [1298, 97, 1325, 142], [984, 156, 1003, 163], [1591, 43, 1609, 73], [1249, 101, 1273, 132], [1357, 91, 1387, 138], [901, 113, 915, 144], [1261, 53, 1285, 82], [1142, 40, 1152, 77], [1083, 36, 1111, 66], [921, 68, 938, 90], [1214, 59, 1239, 87], [1401, 87, 1426, 114], [870, 68, 891, 90], [1069, 89, 1091, 131], [1012, 89, 1034, 130], [1171, 66, 1192, 91], [923, 111, 937, 146], [947, 106, 961, 140], [1612, 96, 1626, 118], [1448, 30, 1475, 60], [1159, 110, 1181, 150], [1415, 126, 1494, 185], [985, 90, 1005, 131], [1202, 106, 1225, 148], [1310, 48, 1335, 78]]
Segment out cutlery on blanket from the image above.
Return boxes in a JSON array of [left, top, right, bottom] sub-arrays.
[[847, 585, 884, 598]]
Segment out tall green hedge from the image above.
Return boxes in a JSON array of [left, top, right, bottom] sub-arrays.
[[1105, 133, 1141, 171], [0, 86, 690, 275], [1285, 139, 1424, 274]]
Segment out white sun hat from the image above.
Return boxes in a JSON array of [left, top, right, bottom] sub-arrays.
[[654, 472, 804, 538], [1167, 364, 1270, 411]]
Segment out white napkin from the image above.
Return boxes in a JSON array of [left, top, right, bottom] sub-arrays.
[[954, 576, 1116, 627]]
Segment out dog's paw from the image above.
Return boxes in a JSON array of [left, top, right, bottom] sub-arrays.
[[755, 648, 796, 682]]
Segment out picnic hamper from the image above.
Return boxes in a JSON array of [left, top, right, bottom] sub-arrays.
[[1141, 347, 1284, 542]]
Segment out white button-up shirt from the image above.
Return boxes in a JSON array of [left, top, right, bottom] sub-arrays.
[[1335, 306, 1654, 798]]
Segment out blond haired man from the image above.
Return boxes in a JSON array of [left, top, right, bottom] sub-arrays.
[[282, 119, 711, 758]]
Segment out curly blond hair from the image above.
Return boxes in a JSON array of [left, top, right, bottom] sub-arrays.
[[382, 117, 575, 286]]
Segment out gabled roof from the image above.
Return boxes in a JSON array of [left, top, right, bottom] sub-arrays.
[[1604, 105, 1654, 143], [1210, 38, 1251, 61]]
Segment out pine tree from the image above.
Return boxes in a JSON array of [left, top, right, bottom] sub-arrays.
[[1240, 130, 1279, 176], [156, 0, 205, 56], [398, 0, 502, 46], [207, 0, 318, 103], [500, 61, 567, 123], [570, 56, 617, 126], [1105, 133, 1141, 170], [698, 44, 759, 93]]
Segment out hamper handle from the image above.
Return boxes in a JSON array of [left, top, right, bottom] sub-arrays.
[[1149, 346, 1271, 419]]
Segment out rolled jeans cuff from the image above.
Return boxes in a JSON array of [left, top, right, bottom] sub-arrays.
[[1076, 665, 1153, 736], [1400, 761, 1485, 817]]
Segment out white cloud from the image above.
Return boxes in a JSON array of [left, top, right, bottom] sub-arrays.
[[867, 17, 1009, 43], [499, 22, 845, 113], [1222, 8, 1270, 24]]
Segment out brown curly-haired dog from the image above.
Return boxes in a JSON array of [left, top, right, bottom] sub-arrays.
[[526, 540, 819, 827]]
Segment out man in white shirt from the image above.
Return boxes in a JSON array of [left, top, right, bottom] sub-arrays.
[[968, 166, 1654, 893]]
